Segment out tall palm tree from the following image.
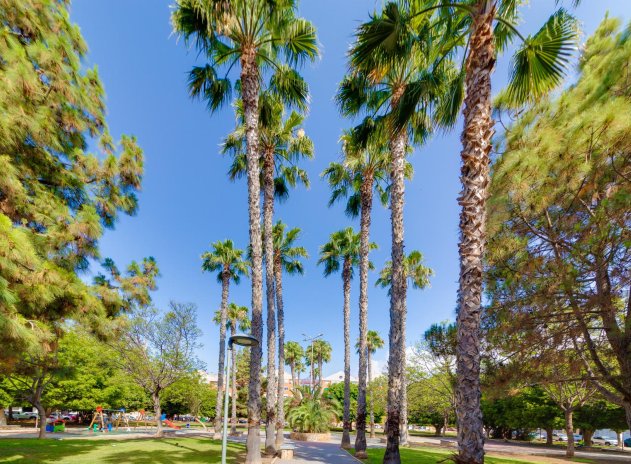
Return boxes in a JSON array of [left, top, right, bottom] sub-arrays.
[[318, 227, 364, 448], [356, 330, 385, 439], [340, 9, 459, 457], [310, 339, 332, 387], [172, 2, 317, 461], [377, 250, 433, 446], [272, 221, 308, 447], [223, 96, 313, 453], [214, 303, 250, 435], [322, 132, 388, 455], [284, 341, 305, 389], [352, 2, 578, 462], [202, 240, 248, 439]]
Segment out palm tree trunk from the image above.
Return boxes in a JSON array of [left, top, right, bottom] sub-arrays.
[[263, 148, 277, 455], [241, 51, 263, 464], [455, 2, 495, 463], [368, 347, 375, 439], [291, 363, 296, 389], [215, 271, 230, 439], [384, 124, 407, 464], [400, 288, 409, 447], [318, 356, 323, 390], [275, 259, 285, 449], [355, 173, 374, 459], [231, 326, 238, 435], [341, 259, 352, 449]]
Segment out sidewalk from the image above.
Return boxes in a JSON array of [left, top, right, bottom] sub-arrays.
[[277, 440, 359, 464]]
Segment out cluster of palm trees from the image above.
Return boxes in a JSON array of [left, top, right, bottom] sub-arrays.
[[173, 0, 579, 462], [283, 339, 332, 389]]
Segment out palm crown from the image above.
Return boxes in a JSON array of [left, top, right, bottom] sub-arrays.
[[273, 221, 308, 275], [356, 330, 385, 354], [201, 239, 249, 283], [318, 228, 374, 278], [214, 302, 251, 332], [172, 0, 319, 113], [284, 341, 305, 366], [376, 250, 433, 294]]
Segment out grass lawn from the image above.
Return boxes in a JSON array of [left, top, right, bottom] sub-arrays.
[[0, 437, 245, 463], [352, 447, 594, 464]]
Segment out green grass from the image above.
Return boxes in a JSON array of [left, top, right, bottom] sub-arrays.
[[351, 447, 594, 464], [0, 437, 245, 463]]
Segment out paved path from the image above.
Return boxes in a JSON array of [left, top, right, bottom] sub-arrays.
[[277, 440, 358, 464]]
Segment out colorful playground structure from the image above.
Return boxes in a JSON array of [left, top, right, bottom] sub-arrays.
[[85, 406, 207, 433]]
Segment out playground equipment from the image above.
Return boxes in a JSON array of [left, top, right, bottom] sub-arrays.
[[87, 406, 106, 432], [87, 407, 135, 432]]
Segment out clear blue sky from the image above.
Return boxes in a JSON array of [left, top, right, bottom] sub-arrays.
[[71, 0, 628, 376]]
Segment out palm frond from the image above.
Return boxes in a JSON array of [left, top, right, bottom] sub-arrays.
[[187, 64, 233, 113], [269, 65, 309, 111]]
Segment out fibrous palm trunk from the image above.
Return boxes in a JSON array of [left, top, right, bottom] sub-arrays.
[[455, 2, 495, 464], [384, 125, 407, 464], [263, 148, 277, 455], [400, 286, 408, 447], [242, 52, 264, 464], [275, 258, 285, 448], [341, 258, 353, 449], [231, 326, 238, 435], [368, 347, 375, 439], [215, 270, 230, 439], [355, 173, 374, 459]]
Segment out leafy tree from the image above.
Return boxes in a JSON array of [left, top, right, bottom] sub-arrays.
[[324, 126, 389, 457], [356, 330, 384, 438], [203, 239, 248, 438], [272, 222, 307, 447], [486, 17, 631, 443], [286, 386, 339, 433], [162, 373, 217, 421], [112, 302, 202, 437], [325, 381, 358, 427], [172, 2, 317, 458], [305, 340, 332, 388], [318, 227, 369, 448]]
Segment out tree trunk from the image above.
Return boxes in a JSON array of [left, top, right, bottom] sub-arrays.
[[242, 52, 263, 464], [263, 147, 277, 455], [291, 364, 296, 389], [318, 357, 323, 390], [368, 347, 375, 439], [545, 427, 553, 446], [565, 409, 575, 458], [275, 260, 285, 449], [231, 329, 238, 435], [341, 259, 352, 449], [215, 271, 230, 439], [0, 408, 6, 426], [385, 119, 407, 464], [153, 391, 163, 438], [34, 401, 46, 439], [434, 424, 442, 436], [455, 2, 496, 463], [582, 429, 593, 447], [617, 431, 623, 450], [400, 375, 408, 446], [355, 173, 374, 459]]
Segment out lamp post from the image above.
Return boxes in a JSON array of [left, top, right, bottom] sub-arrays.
[[302, 333, 322, 390], [221, 333, 259, 464]]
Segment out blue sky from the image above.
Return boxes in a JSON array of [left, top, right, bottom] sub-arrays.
[[71, 0, 628, 376]]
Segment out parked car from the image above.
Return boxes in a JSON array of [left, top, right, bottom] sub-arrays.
[[13, 411, 38, 420], [592, 435, 618, 446], [624, 437, 631, 448]]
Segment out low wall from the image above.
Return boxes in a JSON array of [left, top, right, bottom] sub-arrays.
[[290, 431, 331, 442]]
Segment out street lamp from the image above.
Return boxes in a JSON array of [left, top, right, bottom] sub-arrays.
[[221, 333, 259, 464], [302, 333, 322, 390]]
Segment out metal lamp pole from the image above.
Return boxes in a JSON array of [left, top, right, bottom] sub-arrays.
[[221, 333, 259, 464]]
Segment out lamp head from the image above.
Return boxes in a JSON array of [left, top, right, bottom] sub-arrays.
[[228, 333, 259, 348]]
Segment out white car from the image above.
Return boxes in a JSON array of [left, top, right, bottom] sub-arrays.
[[592, 435, 618, 446], [13, 411, 38, 420]]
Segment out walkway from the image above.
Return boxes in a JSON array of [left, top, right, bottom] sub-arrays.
[[277, 440, 358, 464]]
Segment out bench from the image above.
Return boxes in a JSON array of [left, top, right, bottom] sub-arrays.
[[278, 444, 296, 459]]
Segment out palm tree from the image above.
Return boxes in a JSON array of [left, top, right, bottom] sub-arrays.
[[223, 95, 313, 453], [202, 240, 248, 439], [310, 339, 332, 388], [339, 11, 458, 457], [172, 2, 317, 460], [284, 341, 305, 389], [377, 250, 433, 446], [356, 330, 385, 439], [351, 2, 578, 462], [214, 303, 250, 435], [272, 221, 308, 447], [322, 132, 388, 455], [318, 227, 365, 448]]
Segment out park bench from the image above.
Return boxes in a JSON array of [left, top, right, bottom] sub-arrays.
[[278, 443, 296, 459]]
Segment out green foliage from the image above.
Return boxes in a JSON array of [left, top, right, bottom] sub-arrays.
[[286, 387, 339, 433], [161, 374, 217, 418], [325, 381, 359, 423], [376, 250, 433, 295], [201, 240, 248, 284]]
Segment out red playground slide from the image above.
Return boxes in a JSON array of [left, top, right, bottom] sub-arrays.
[[163, 419, 181, 429]]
